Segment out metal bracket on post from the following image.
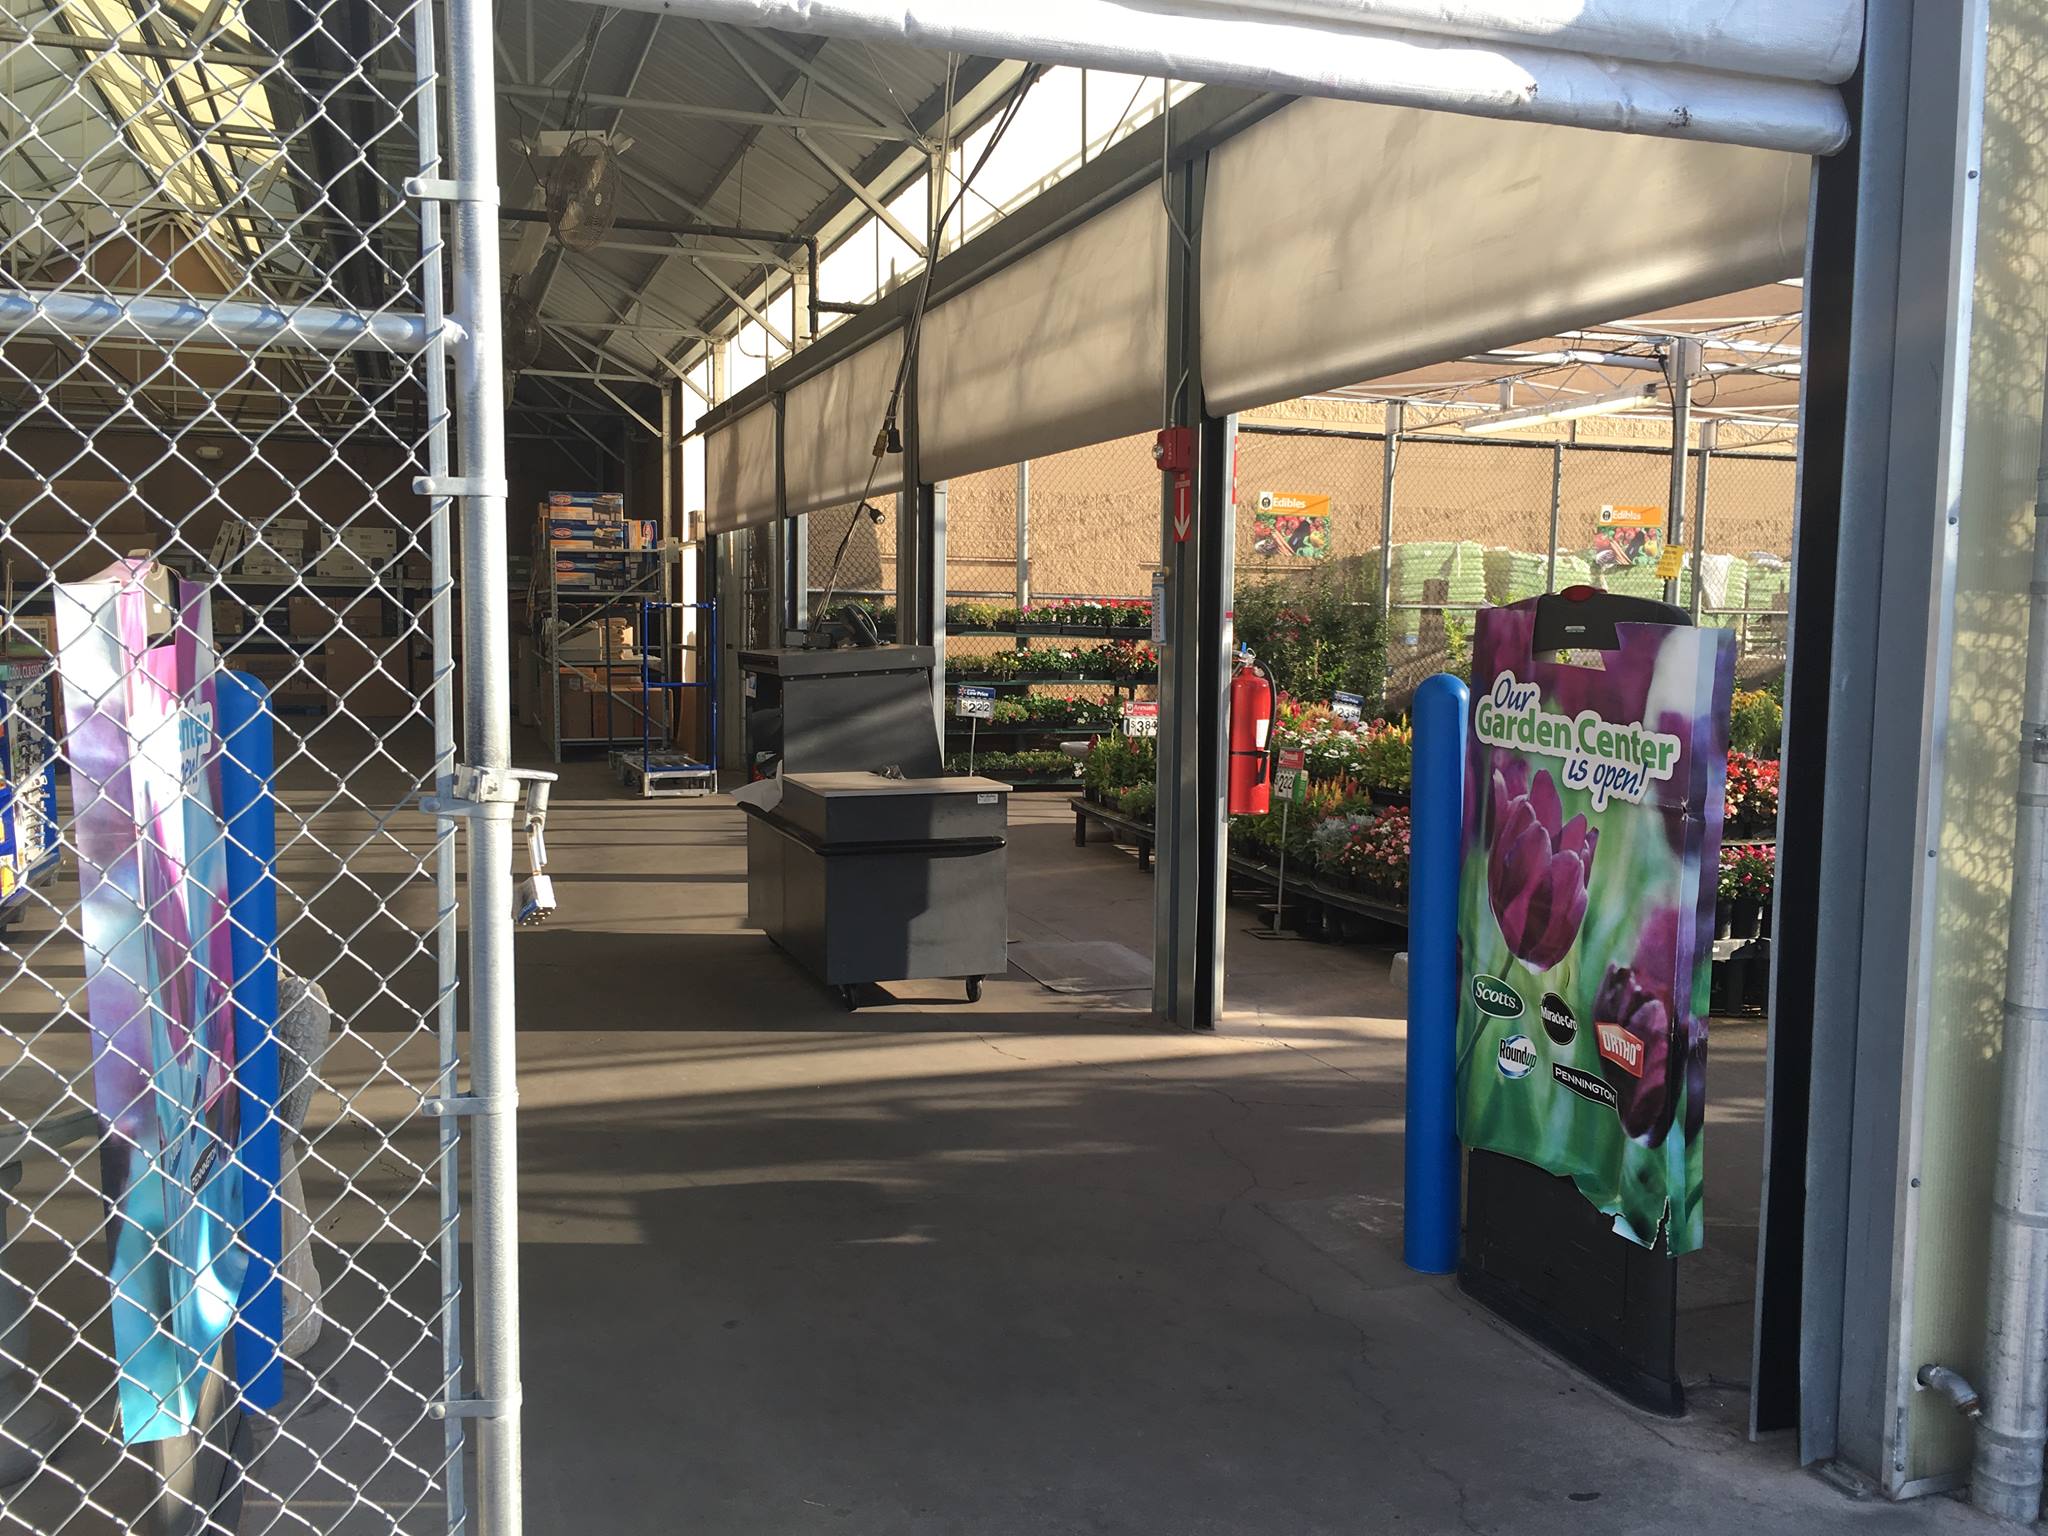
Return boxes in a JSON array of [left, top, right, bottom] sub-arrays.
[[429, 1394, 521, 1422], [423, 1093, 519, 1118], [419, 766, 560, 925], [414, 475, 509, 501], [404, 175, 495, 204]]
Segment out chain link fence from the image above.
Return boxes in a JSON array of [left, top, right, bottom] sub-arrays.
[[928, 422, 1798, 711], [0, 0, 498, 1528]]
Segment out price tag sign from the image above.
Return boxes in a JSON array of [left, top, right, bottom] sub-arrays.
[[1330, 690, 1363, 724], [1274, 746, 1308, 805], [956, 684, 996, 721], [1122, 700, 1159, 738]]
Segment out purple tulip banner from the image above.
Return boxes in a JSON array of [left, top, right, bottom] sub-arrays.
[[54, 561, 245, 1443], [1454, 599, 1734, 1254]]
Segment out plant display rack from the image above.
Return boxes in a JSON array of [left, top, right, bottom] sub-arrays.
[[943, 622, 1158, 790]]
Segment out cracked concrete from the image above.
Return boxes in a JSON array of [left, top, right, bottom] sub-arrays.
[[510, 764, 1985, 1535]]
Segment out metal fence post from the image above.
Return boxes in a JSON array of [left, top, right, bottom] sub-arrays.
[[1547, 442, 1564, 593], [1378, 401, 1403, 638], [1663, 337, 1700, 609], [1015, 459, 1032, 614], [1692, 421, 1716, 622], [447, 0, 525, 1526], [411, 0, 469, 1522]]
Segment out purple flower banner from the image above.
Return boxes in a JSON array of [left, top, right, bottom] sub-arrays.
[[1454, 598, 1734, 1254], [54, 561, 245, 1443]]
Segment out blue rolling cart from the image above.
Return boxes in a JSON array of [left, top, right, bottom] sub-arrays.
[[609, 600, 717, 798], [0, 657, 60, 927]]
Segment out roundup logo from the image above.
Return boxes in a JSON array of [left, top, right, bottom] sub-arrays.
[[1471, 974, 1523, 1019], [1496, 1034, 1537, 1081]]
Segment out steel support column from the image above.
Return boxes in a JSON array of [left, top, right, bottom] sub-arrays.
[[1153, 153, 1224, 1028], [1753, 0, 1987, 1494]]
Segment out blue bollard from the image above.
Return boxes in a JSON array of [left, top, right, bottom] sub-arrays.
[[1404, 671, 1468, 1275], [218, 671, 284, 1408]]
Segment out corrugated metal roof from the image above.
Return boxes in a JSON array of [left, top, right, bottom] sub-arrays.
[[498, 7, 987, 400]]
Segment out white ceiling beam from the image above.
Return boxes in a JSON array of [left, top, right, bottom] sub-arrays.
[[694, 261, 792, 351], [710, 21, 912, 136], [792, 129, 924, 250], [498, 82, 904, 141]]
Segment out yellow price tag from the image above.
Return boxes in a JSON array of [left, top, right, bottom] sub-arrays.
[[1654, 546, 1685, 580]]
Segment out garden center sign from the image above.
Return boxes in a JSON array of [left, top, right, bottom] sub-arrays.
[[1454, 597, 1734, 1254]]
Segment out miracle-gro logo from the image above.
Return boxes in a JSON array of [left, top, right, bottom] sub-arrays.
[[1472, 671, 1683, 811]]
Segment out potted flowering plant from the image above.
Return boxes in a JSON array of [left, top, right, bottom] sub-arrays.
[[1098, 639, 1158, 682], [1016, 602, 1061, 635], [1724, 752, 1781, 838], [1338, 807, 1412, 897], [1717, 843, 1775, 939]]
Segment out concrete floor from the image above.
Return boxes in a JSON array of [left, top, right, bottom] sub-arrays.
[[0, 729, 1990, 1532], [503, 751, 1982, 1536]]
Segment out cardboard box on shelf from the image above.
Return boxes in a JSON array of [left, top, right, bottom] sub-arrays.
[[555, 666, 666, 743], [323, 634, 412, 719], [334, 595, 386, 636], [288, 594, 328, 638], [315, 527, 401, 581], [211, 598, 245, 637], [239, 517, 308, 579]]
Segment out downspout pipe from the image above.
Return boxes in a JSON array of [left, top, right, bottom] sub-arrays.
[[1971, 348, 2048, 1524], [499, 209, 831, 337]]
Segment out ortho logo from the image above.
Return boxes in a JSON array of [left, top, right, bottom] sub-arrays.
[[1595, 1021, 1645, 1078]]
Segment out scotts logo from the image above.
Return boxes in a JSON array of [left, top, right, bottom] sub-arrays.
[[1496, 1034, 1537, 1080], [1596, 1020, 1646, 1078], [1472, 975, 1523, 1019], [1540, 992, 1576, 1046]]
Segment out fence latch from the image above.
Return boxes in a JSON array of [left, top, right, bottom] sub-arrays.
[[420, 765, 560, 925]]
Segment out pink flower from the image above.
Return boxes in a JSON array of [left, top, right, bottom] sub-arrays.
[[1487, 758, 1597, 971]]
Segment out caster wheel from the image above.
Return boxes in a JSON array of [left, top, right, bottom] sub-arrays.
[[839, 984, 859, 1012], [965, 976, 983, 1003]]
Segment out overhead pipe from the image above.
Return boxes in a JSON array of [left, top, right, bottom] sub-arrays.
[[561, 0, 1853, 155], [499, 208, 840, 338], [1970, 350, 2048, 1524]]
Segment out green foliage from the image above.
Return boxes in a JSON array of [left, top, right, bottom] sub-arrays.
[[1233, 559, 1386, 703], [1116, 781, 1156, 822], [1727, 688, 1783, 758], [1353, 721, 1412, 793], [946, 600, 1001, 630], [1081, 733, 1155, 799], [1443, 614, 1474, 684], [948, 748, 1075, 779]]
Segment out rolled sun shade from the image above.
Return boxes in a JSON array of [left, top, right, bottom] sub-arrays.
[[562, 0, 1859, 156]]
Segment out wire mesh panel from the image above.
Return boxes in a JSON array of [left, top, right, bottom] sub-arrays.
[[1015, 435, 1157, 599], [1697, 451, 1797, 686], [0, 0, 477, 1528], [1233, 428, 1381, 583], [1384, 438, 1557, 704], [804, 499, 896, 625], [941, 467, 1017, 601]]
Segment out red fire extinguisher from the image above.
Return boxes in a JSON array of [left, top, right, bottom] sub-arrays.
[[1229, 649, 1277, 816]]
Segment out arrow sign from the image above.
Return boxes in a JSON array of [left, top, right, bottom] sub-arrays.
[[1171, 475, 1192, 543]]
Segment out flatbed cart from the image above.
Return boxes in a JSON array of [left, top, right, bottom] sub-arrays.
[[0, 657, 60, 928], [609, 599, 718, 798]]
